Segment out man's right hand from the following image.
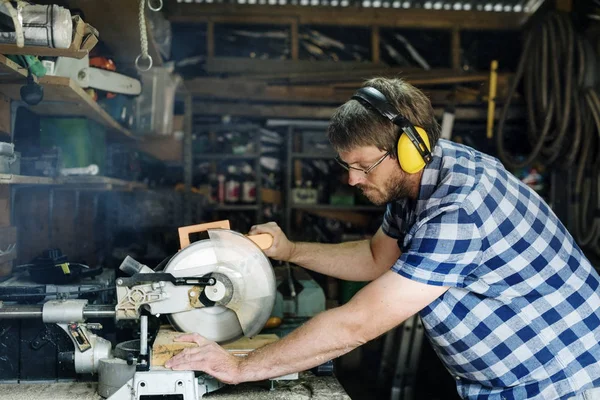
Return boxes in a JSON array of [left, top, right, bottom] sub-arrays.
[[248, 222, 296, 262]]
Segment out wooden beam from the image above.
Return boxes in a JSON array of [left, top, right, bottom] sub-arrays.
[[0, 186, 10, 227], [451, 27, 461, 71], [207, 20, 215, 58], [555, 0, 572, 12], [193, 101, 524, 120], [203, 57, 394, 75], [167, 4, 528, 30], [371, 26, 380, 64], [185, 77, 486, 104], [0, 92, 10, 137], [290, 19, 299, 61]]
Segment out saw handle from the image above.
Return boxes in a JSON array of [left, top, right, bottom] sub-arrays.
[[178, 220, 273, 250]]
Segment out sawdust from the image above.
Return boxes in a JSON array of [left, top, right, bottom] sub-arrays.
[[1, 382, 102, 400], [1, 372, 350, 400]]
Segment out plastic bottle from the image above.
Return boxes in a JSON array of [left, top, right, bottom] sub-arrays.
[[241, 164, 257, 204], [217, 174, 226, 204], [225, 165, 241, 204]]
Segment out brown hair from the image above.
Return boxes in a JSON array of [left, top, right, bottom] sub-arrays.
[[327, 77, 440, 156]]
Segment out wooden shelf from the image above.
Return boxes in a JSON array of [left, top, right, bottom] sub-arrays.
[[0, 174, 146, 191], [0, 54, 29, 83], [0, 55, 136, 141], [0, 174, 53, 185], [0, 44, 89, 59], [57, 176, 147, 190]]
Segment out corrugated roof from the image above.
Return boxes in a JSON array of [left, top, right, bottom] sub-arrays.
[[175, 0, 541, 12]]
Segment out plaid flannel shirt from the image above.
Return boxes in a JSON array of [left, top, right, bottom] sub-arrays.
[[382, 139, 600, 399]]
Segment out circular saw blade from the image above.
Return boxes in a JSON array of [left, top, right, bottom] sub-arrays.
[[163, 229, 275, 343]]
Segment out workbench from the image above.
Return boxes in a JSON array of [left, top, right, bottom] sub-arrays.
[[0, 371, 350, 400]]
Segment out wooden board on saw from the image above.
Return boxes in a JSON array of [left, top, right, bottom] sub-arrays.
[[151, 328, 279, 367]]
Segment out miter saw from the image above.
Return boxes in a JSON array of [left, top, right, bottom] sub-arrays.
[[0, 221, 278, 400]]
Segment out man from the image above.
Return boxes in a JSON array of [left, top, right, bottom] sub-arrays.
[[165, 77, 600, 399]]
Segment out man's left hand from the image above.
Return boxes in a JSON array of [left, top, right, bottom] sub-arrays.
[[164, 333, 242, 385]]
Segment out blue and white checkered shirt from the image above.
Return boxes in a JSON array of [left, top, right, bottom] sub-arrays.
[[382, 139, 600, 399]]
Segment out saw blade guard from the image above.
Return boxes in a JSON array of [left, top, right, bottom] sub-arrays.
[[207, 229, 276, 338], [164, 229, 275, 342]]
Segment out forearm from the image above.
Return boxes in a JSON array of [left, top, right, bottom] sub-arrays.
[[237, 305, 366, 383], [289, 240, 381, 281]]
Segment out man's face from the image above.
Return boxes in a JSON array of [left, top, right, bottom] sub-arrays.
[[337, 146, 413, 205]]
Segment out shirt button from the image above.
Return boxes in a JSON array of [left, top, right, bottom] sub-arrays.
[[455, 376, 461, 381]]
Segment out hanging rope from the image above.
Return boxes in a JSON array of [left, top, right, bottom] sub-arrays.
[[3, 0, 24, 48], [136, 0, 153, 71]]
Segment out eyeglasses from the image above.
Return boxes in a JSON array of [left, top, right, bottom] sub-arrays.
[[335, 152, 390, 175]]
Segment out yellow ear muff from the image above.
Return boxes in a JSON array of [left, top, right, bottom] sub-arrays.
[[397, 126, 431, 174]]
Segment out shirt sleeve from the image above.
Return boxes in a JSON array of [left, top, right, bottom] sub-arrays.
[[392, 208, 482, 288], [381, 203, 401, 239]]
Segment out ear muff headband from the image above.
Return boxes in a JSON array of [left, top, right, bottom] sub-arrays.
[[351, 87, 433, 173]]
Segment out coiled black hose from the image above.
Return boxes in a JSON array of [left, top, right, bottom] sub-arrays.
[[496, 11, 600, 255]]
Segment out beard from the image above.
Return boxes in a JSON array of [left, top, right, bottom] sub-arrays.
[[357, 168, 412, 206]]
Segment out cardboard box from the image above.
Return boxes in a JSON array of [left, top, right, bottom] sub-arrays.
[[69, 16, 98, 52]]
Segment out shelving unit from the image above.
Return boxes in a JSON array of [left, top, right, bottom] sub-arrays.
[[0, 174, 147, 190], [284, 123, 385, 237], [0, 56, 137, 141], [192, 124, 266, 228], [0, 44, 89, 59]]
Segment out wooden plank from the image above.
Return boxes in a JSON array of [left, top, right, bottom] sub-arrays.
[[555, 0, 572, 12], [203, 57, 390, 75], [151, 328, 279, 366], [207, 20, 215, 58], [371, 26, 380, 64], [0, 44, 89, 59], [451, 27, 461, 70], [135, 136, 183, 163], [0, 185, 9, 226], [186, 78, 487, 105], [0, 76, 136, 141], [0, 54, 29, 83], [222, 334, 279, 356], [0, 174, 54, 185], [208, 15, 296, 25], [193, 101, 524, 120], [0, 92, 10, 136], [201, 61, 510, 86], [167, 4, 528, 30], [290, 19, 299, 61]]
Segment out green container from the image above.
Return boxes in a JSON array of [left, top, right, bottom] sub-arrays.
[[40, 118, 106, 171], [340, 280, 368, 304]]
